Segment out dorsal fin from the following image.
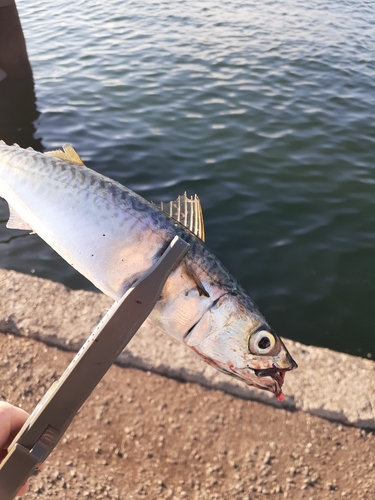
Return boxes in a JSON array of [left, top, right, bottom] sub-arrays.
[[45, 143, 85, 166], [158, 193, 205, 241]]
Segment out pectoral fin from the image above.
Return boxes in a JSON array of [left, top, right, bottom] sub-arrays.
[[184, 262, 210, 297], [45, 143, 85, 166], [6, 206, 32, 231]]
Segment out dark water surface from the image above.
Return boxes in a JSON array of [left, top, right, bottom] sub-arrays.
[[1, 0, 374, 358]]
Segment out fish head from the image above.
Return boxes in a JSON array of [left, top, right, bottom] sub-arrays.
[[185, 293, 297, 398]]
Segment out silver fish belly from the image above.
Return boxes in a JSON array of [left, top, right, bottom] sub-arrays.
[[0, 142, 297, 398]]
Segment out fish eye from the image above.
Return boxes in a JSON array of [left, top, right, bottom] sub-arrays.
[[249, 330, 276, 355]]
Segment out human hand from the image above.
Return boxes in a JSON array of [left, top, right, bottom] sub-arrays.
[[0, 402, 29, 496]]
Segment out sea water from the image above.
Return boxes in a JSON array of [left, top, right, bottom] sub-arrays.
[[0, 0, 374, 358]]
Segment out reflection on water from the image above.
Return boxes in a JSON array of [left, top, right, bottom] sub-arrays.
[[0, 0, 375, 358], [0, 79, 42, 150]]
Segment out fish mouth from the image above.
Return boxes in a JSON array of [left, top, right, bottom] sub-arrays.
[[253, 367, 286, 396]]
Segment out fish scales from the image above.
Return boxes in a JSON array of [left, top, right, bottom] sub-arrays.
[[0, 146, 239, 293], [0, 143, 297, 397]]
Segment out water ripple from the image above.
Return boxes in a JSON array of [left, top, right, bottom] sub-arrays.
[[2, 0, 374, 357]]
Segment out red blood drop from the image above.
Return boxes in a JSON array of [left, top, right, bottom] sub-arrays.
[[276, 393, 285, 402]]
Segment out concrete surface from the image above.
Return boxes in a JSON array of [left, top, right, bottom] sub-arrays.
[[1, 268, 374, 429]]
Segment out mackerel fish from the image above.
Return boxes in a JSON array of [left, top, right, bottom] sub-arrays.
[[0, 142, 297, 399]]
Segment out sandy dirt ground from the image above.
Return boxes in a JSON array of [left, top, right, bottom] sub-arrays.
[[0, 332, 374, 500]]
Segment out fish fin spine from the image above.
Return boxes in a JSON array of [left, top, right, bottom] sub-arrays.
[[158, 192, 205, 241]]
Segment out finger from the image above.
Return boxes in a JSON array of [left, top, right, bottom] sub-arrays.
[[16, 480, 29, 496], [0, 403, 30, 496], [0, 402, 29, 450]]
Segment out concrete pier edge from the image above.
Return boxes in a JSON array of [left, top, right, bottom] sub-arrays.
[[1, 268, 374, 429]]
